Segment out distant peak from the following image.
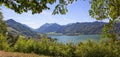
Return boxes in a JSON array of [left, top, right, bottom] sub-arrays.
[[44, 23, 59, 26], [52, 23, 59, 25], [7, 19, 15, 22], [44, 23, 50, 25]]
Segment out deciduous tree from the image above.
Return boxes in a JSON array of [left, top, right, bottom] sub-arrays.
[[89, 0, 120, 41]]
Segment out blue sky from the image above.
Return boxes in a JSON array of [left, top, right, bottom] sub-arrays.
[[1, 0, 101, 29]]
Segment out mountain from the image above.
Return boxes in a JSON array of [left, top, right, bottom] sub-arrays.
[[7, 27, 22, 36], [6, 19, 120, 36], [58, 21, 106, 35], [36, 23, 61, 33], [6, 19, 39, 36], [36, 21, 108, 35]]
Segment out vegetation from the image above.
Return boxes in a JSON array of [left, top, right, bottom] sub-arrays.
[[6, 19, 39, 36], [1, 0, 120, 40], [37, 21, 120, 35], [0, 35, 120, 57], [89, 0, 120, 41], [0, 51, 48, 57], [0, 0, 76, 14], [0, 0, 120, 57], [0, 10, 7, 36], [37, 22, 120, 35], [0, 34, 10, 51]]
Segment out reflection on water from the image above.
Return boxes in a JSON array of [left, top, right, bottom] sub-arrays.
[[48, 35, 100, 44]]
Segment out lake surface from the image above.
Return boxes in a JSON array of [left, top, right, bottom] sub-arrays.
[[48, 35, 100, 44]]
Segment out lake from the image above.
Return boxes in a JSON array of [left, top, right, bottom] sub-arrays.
[[48, 35, 100, 44]]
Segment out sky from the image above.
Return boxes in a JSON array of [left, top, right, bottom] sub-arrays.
[[1, 0, 102, 29]]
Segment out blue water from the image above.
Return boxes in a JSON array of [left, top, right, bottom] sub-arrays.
[[48, 35, 100, 44]]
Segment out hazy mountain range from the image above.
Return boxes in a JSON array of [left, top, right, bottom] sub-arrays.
[[6, 19, 120, 36], [36, 22, 106, 35]]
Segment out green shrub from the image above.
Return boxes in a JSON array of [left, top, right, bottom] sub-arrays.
[[14, 36, 27, 52], [0, 34, 10, 51], [4, 35, 120, 57], [75, 40, 120, 57]]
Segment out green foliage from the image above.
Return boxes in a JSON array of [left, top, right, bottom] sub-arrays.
[[102, 20, 118, 41], [1, 0, 76, 14], [7, 32, 19, 46], [2, 0, 119, 41], [0, 33, 119, 57], [0, 0, 120, 57], [89, 0, 120, 41], [0, 10, 7, 36], [14, 36, 29, 52], [89, 0, 120, 20], [0, 8, 10, 51], [11, 36, 120, 57], [0, 34, 10, 51], [75, 41, 119, 57]]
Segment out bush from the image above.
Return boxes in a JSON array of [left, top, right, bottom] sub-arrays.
[[13, 36, 27, 52], [2, 35, 120, 57], [0, 34, 10, 51], [75, 41, 119, 57]]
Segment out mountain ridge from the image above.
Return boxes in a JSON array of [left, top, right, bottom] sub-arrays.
[[36, 21, 120, 35], [6, 19, 39, 36], [6, 19, 120, 35]]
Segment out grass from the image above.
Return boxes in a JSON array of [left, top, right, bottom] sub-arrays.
[[0, 51, 48, 57]]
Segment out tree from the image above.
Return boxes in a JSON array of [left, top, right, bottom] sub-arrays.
[[0, 0, 76, 48], [0, 10, 9, 50], [89, 0, 120, 20], [0, 34, 10, 51], [0, 0, 76, 14], [89, 0, 120, 41], [0, 0, 119, 41], [0, 9, 7, 36]]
